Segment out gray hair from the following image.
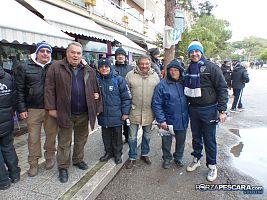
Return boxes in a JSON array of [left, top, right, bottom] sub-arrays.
[[137, 54, 151, 66], [66, 42, 83, 51]]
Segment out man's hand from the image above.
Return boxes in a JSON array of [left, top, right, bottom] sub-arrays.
[[81, 58, 87, 65], [121, 115, 129, 120], [219, 113, 227, 123], [94, 93, 99, 100], [160, 122, 168, 130], [48, 110, 57, 118], [19, 112, 28, 119]]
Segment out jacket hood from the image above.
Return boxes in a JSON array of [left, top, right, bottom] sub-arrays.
[[0, 67, 5, 78]]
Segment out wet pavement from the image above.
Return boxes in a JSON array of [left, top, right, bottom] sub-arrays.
[[230, 128, 267, 188]]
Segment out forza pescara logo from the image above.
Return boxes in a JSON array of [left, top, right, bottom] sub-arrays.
[[0, 83, 11, 96]]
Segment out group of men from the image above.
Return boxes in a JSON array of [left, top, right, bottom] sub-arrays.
[[0, 39, 229, 190]]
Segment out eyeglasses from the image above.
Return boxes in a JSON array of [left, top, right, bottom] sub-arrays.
[[39, 49, 51, 54]]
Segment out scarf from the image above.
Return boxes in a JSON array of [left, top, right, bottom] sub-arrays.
[[184, 56, 206, 97]]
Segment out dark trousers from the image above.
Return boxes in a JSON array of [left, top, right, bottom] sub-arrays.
[[101, 126, 123, 159], [123, 122, 129, 140], [0, 133, 20, 187], [231, 88, 243, 109], [162, 130, 187, 162], [189, 104, 218, 166], [57, 113, 89, 169]]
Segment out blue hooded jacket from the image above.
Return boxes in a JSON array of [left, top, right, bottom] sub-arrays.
[[97, 69, 132, 127], [152, 60, 189, 131]]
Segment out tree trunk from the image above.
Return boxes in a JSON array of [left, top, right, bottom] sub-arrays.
[[163, 0, 175, 77]]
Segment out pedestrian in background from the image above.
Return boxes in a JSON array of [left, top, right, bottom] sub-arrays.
[[148, 48, 162, 79], [230, 60, 250, 112], [45, 42, 102, 183], [125, 54, 160, 169], [220, 60, 232, 90], [16, 41, 58, 177], [184, 40, 228, 182], [97, 57, 132, 164], [113, 47, 133, 143], [152, 59, 189, 169], [0, 66, 20, 190]]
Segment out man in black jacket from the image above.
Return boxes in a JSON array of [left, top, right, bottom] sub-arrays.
[[16, 41, 58, 177], [113, 47, 133, 143], [230, 60, 250, 112], [0, 66, 20, 190], [184, 40, 228, 182]]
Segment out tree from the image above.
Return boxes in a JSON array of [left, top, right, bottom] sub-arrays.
[[260, 50, 267, 61]]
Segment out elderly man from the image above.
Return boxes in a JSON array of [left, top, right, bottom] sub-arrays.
[[152, 59, 189, 169], [184, 40, 228, 182], [113, 47, 133, 143], [16, 41, 58, 177], [45, 42, 102, 183], [125, 54, 160, 169]]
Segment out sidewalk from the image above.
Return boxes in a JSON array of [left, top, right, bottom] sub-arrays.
[[0, 126, 142, 200]]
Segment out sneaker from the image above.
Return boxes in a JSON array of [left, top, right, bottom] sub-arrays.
[[207, 164, 217, 182], [230, 109, 237, 113], [186, 157, 201, 172], [175, 160, 184, 168]]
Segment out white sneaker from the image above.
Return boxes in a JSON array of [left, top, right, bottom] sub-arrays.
[[186, 157, 201, 172], [238, 108, 245, 112], [207, 164, 217, 182]]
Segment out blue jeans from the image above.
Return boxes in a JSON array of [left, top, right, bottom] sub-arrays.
[[162, 130, 187, 162], [128, 123, 152, 160], [189, 104, 218, 166], [0, 133, 20, 187], [231, 88, 243, 109]]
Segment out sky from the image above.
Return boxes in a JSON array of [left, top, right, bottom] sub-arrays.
[[211, 0, 267, 41]]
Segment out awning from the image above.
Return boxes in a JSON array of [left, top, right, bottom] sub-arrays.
[[0, 0, 74, 48], [25, 0, 113, 41], [107, 31, 146, 55]]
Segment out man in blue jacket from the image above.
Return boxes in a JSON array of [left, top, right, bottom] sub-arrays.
[[184, 40, 228, 182], [0, 66, 20, 190], [152, 59, 189, 169], [97, 57, 132, 164]]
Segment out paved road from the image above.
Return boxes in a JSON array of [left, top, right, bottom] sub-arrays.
[[96, 68, 267, 200]]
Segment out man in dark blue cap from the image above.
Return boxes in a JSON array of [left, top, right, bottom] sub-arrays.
[[113, 47, 133, 143], [16, 41, 58, 177]]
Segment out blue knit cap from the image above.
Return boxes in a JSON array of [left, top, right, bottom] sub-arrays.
[[36, 41, 52, 55], [98, 57, 111, 68], [187, 41, 204, 55]]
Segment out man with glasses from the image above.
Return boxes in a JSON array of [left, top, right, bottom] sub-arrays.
[[16, 41, 58, 177], [125, 54, 160, 169]]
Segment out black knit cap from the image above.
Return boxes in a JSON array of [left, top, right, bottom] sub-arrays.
[[148, 48, 160, 56], [115, 47, 127, 57]]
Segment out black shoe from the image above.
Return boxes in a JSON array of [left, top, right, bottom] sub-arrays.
[[99, 154, 113, 162], [175, 160, 184, 168], [115, 157, 122, 164], [162, 160, 171, 169], [140, 156, 152, 165], [11, 176, 20, 183], [58, 169, 68, 183], [73, 161, 88, 170], [0, 182, 11, 190]]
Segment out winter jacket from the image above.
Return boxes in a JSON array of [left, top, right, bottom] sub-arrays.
[[185, 60, 228, 112], [0, 67, 16, 137], [125, 66, 160, 126], [113, 62, 133, 78], [150, 57, 162, 79], [16, 58, 50, 113], [44, 58, 103, 129], [221, 64, 232, 82], [97, 69, 132, 127], [231, 64, 249, 89], [152, 78, 189, 131]]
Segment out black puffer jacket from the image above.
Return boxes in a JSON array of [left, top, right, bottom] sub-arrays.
[[231, 63, 249, 89], [0, 67, 16, 137], [186, 60, 228, 112], [16, 58, 50, 113], [113, 62, 133, 78]]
